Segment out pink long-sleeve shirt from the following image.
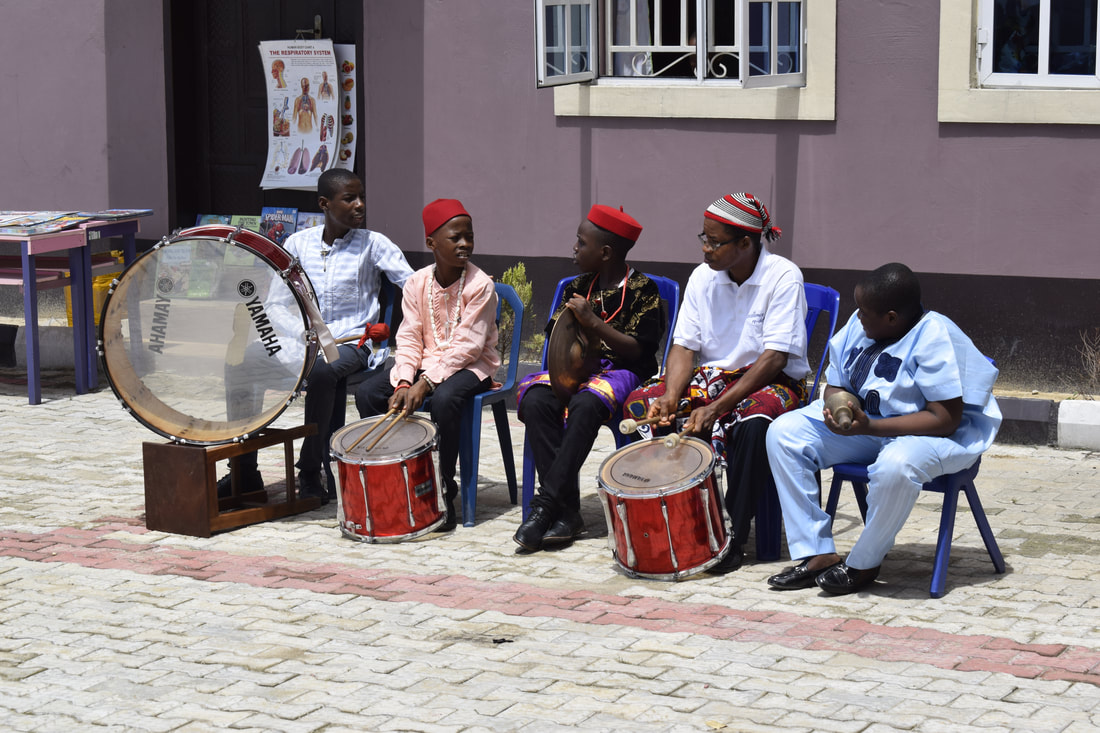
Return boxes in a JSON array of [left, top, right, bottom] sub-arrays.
[[391, 263, 501, 387]]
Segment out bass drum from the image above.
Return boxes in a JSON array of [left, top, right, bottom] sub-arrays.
[[99, 224, 323, 444]]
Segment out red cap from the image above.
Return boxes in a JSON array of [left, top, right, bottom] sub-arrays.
[[422, 198, 470, 236], [586, 204, 642, 242]]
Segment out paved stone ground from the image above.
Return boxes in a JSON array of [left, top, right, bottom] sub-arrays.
[[2, 372, 1099, 732]]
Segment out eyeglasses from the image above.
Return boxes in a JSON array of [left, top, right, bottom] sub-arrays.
[[697, 232, 739, 250]]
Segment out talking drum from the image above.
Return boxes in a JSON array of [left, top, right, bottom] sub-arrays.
[[99, 225, 326, 444], [597, 436, 731, 580], [330, 414, 444, 542]]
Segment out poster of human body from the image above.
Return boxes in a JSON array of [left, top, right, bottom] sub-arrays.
[[259, 40, 340, 190]]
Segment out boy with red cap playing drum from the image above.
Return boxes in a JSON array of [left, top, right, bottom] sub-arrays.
[[514, 205, 664, 552], [355, 199, 500, 531], [623, 192, 811, 574]]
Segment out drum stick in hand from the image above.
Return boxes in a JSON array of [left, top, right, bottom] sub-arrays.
[[349, 408, 397, 452], [619, 408, 689, 434]]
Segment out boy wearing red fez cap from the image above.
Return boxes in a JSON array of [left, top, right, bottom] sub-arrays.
[[218, 168, 413, 503], [623, 192, 810, 574], [356, 199, 500, 530], [514, 205, 665, 551]]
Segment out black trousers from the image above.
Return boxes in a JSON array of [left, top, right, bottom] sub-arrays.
[[355, 366, 490, 501], [723, 417, 775, 549], [520, 384, 609, 515]]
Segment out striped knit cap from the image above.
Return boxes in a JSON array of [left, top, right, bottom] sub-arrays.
[[704, 192, 782, 242]]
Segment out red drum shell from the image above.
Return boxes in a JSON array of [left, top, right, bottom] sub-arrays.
[[597, 437, 731, 580], [330, 415, 444, 542]]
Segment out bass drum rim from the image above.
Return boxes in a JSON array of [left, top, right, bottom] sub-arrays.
[[98, 227, 318, 444]]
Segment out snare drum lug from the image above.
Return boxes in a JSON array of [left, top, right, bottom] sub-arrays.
[[615, 502, 636, 569], [401, 463, 415, 527], [700, 485, 720, 553], [597, 490, 616, 555], [661, 500, 678, 570]]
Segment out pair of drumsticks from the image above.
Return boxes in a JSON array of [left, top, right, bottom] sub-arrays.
[[348, 408, 405, 452], [619, 410, 690, 449]]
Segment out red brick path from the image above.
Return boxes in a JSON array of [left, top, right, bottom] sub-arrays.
[[4, 516, 1098, 687]]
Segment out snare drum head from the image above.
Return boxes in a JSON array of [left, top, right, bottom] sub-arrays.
[[99, 227, 317, 443], [599, 436, 715, 497], [331, 415, 437, 464]]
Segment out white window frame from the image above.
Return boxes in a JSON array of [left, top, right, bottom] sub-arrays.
[[939, 0, 1100, 124], [537, 0, 835, 120], [977, 0, 1099, 89], [603, 1, 805, 87], [536, 0, 598, 87]]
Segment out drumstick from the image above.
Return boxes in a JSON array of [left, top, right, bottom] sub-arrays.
[[365, 413, 406, 452], [335, 333, 365, 345], [663, 432, 683, 449], [348, 408, 397, 452], [618, 409, 689, 434]]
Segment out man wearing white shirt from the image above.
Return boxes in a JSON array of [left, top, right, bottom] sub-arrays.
[[624, 192, 810, 573]]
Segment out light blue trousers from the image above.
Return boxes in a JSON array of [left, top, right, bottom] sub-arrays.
[[765, 407, 979, 569]]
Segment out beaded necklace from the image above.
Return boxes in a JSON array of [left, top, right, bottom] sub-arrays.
[[585, 267, 632, 323], [428, 265, 466, 346]]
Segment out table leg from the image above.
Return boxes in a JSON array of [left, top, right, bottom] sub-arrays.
[[69, 246, 91, 393], [21, 249, 41, 405]]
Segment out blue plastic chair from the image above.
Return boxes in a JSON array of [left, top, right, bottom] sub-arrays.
[[520, 273, 680, 519], [754, 282, 841, 561], [823, 459, 1006, 598], [454, 282, 523, 526]]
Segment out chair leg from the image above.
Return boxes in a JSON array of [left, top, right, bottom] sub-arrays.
[[963, 482, 1007, 574], [929, 481, 962, 598], [755, 484, 782, 561], [492, 401, 517, 504], [458, 408, 477, 527]]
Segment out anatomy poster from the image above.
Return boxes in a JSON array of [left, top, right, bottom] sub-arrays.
[[259, 40, 340, 190], [333, 44, 357, 170]]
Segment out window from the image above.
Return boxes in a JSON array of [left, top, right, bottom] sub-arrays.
[[536, 0, 597, 86], [978, 0, 1099, 89], [939, 0, 1100, 123], [535, 0, 834, 120]]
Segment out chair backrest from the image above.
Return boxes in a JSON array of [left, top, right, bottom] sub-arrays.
[[803, 282, 841, 400], [378, 277, 397, 348], [538, 273, 680, 375], [494, 282, 524, 391]]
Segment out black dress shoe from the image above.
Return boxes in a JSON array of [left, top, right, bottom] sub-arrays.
[[216, 470, 264, 499], [298, 471, 329, 505], [707, 546, 744, 575], [513, 506, 554, 551], [815, 563, 880, 595], [767, 558, 842, 590], [541, 511, 585, 547]]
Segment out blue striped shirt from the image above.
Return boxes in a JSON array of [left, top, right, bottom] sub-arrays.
[[282, 225, 413, 340]]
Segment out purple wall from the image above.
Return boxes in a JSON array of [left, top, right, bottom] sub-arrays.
[[364, 0, 1100, 281], [0, 0, 170, 239]]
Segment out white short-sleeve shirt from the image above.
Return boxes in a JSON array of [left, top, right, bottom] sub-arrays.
[[673, 247, 810, 380]]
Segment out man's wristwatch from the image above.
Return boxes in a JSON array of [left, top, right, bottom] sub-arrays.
[[421, 374, 436, 393]]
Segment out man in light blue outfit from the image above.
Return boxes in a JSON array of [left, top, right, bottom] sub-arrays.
[[765, 263, 1001, 594]]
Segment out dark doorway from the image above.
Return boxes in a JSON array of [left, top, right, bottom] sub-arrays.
[[167, 0, 363, 230]]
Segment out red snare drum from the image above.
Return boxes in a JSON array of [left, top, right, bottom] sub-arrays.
[[330, 415, 444, 542], [597, 436, 731, 580], [99, 224, 323, 444]]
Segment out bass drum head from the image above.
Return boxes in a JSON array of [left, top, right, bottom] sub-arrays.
[[331, 415, 437, 465], [99, 230, 316, 443], [598, 436, 715, 498]]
